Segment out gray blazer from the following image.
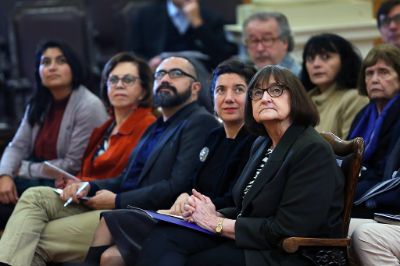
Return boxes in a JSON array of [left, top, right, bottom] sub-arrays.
[[0, 86, 108, 179], [92, 102, 220, 210]]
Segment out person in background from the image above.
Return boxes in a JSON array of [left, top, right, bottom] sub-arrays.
[[131, 0, 237, 70], [242, 12, 301, 76], [85, 65, 344, 266], [376, 0, 400, 48], [0, 56, 219, 266], [349, 44, 400, 218], [301, 33, 368, 138], [0, 40, 108, 228], [83, 59, 257, 265], [77, 52, 156, 182]]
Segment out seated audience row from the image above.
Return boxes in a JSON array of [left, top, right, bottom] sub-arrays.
[[83, 65, 344, 266], [2, 2, 400, 263], [0, 51, 345, 266], [0, 43, 158, 229], [0, 56, 220, 265], [83, 59, 258, 264]]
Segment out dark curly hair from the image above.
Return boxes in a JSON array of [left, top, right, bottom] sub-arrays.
[[210, 59, 256, 101]]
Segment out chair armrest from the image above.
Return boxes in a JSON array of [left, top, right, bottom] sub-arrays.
[[282, 237, 350, 253]]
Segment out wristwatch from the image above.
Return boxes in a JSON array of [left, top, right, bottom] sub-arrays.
[[215, 218, 225, 234]]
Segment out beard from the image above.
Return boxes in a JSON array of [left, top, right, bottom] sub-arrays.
[[153, 82, 192, 108]]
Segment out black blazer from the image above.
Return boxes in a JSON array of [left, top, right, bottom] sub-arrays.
[[193, 126, 256, 209], [220, 125, 344, 266], [92, 102, 219, 210], [130, 2, 236, 68]]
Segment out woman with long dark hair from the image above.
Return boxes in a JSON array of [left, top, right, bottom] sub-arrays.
[[0, 40, 107, 226]]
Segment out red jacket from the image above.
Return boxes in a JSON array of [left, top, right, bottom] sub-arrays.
[[79, 107, 156, 181]]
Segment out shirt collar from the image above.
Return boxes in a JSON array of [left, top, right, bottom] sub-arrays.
[[158, 101, 198, 126], [278, 54, 301, 77], [167, 0, 180, 18], [167, 0, 190, 34]]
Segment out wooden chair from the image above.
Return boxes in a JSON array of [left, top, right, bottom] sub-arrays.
[[282, 132, 364, 266]]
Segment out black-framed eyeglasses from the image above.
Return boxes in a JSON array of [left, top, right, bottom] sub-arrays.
[[250, 83, 287, 100], [154, 68, 197, 81], [107, 74, 139, 87], [380, 13, 400, 27]]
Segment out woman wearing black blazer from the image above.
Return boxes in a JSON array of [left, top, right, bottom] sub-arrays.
[[85, 65, 344, 266]]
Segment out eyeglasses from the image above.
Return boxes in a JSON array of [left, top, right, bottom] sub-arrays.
[[250, 83, 287, 100], [154, 68, 197, 81], [245, 36, 280, 48], [380, 13, 400, 27], [107, 74, 139, 87]]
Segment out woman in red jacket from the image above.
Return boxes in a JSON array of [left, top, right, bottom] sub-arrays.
[[73, 52, 156, 182]]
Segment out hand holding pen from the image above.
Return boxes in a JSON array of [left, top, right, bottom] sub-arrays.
[[62, 182, 90, 207]]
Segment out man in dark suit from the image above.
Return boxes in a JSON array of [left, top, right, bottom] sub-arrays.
[[131, 0, 237, 70], [0, 56, 220, 265]]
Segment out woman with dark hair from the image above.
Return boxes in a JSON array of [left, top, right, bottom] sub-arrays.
[[84, 65, 344, 266], [0, 40, 107, 226], [302, 33, 368, 138], [77, 52, 156, 181], [164, 59, 256, 213]]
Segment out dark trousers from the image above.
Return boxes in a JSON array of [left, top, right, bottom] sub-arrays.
[[135, 224, 246, 266]]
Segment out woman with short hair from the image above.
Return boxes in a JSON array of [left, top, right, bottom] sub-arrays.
[[350, 44, 400, 218]]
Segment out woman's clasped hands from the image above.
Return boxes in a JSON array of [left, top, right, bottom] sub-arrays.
[[182, 189, 222, 232]]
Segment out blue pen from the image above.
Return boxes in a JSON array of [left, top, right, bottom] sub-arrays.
[[63, 182, 89, 207]]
